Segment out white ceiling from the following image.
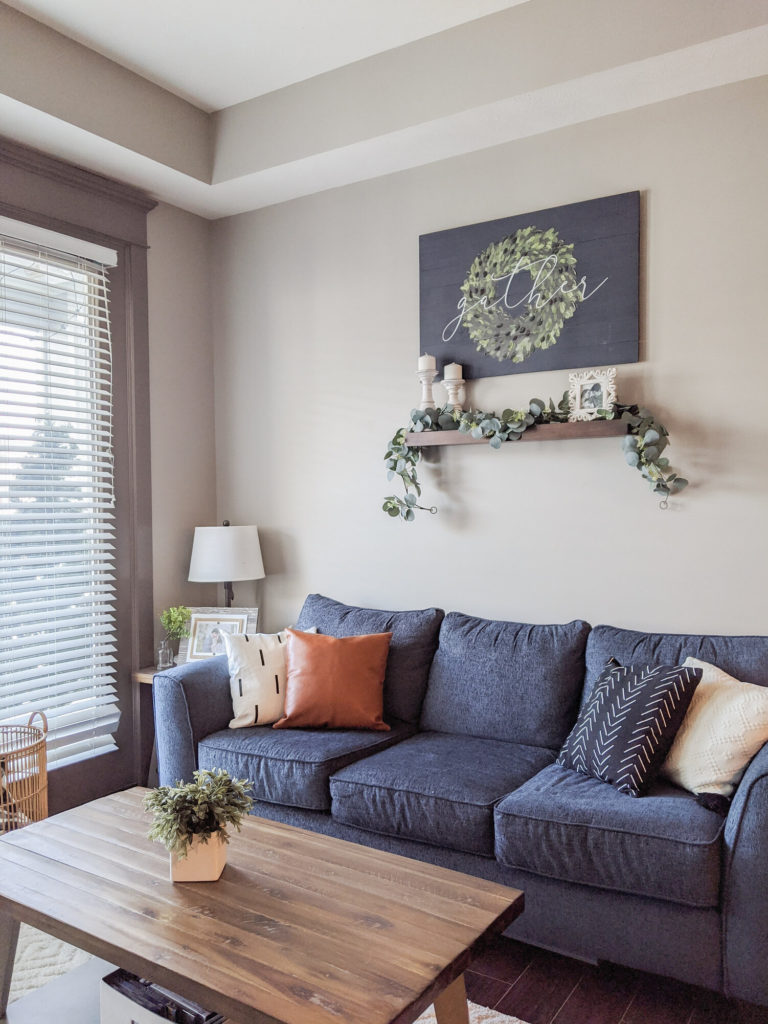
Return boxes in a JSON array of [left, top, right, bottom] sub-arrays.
[[1, 0, 526, 111]]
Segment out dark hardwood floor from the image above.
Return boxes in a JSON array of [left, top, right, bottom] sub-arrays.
[[467, 937, 768, 1024]]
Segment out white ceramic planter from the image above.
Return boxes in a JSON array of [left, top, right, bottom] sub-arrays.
[[170, 832, 227, 882]]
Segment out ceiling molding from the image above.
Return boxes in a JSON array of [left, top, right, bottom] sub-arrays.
[[0, 3, 212, 181], [201, 27, 768, 217], [0, 136, 157, 211], [0, 2, 766, 219]]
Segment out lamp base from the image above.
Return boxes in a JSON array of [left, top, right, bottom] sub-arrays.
[[224, 581, 234, 607]]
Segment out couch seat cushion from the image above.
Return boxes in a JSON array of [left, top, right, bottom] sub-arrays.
[[295, 594, 444, 724], [495, 763, 724, 908], [197, 720, 414, 811], [419, 613, 590, 748], [330, 731, 555, 856]]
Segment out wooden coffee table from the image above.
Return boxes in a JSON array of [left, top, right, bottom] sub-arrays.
[[0, 788, 523, 1024]]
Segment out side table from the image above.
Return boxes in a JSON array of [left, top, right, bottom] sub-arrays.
[[132, 666, 158, 786], [132, 666, 157, 687]]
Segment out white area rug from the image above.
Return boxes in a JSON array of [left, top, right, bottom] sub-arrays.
[[416, 1001, 528, 1023], [8, 924, 91, 1002], [9, 926, 528, 1023]]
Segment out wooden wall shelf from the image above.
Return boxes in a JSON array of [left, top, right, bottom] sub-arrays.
[[405, 419, 627, 447]]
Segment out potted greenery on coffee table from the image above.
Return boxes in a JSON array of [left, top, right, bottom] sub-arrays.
[[144, 768, 253, 882]]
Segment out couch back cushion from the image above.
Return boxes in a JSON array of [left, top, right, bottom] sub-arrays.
[[584, 625, 768, 709], [419, 612, 591, 748], [294, 594, 444, 724]]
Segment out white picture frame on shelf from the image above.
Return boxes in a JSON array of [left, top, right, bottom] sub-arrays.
[[568, 368, 617, 422], [178, 607, 259, 663]]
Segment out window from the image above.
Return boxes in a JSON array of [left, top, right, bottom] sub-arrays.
[[0, 138, 154, 810], [0, 233, 120, 767]]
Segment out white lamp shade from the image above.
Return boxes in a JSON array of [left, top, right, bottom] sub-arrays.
[[188, 525, 265, 583]]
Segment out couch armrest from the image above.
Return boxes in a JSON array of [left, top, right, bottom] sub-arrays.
[[722, 742, 768, 1003], [152, 656, 232, 786]]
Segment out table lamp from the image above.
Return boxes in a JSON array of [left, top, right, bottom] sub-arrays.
[[188, 521, 265, 607]]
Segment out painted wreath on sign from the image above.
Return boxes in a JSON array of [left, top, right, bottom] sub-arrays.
[[460, 225, 583, 362]]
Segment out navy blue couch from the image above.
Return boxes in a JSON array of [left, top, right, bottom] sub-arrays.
[[153, 594, 768, 1006]]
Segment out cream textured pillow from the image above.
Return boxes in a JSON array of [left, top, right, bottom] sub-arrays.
[[225, 628, 315, 728], [661, 656, 768, 796]]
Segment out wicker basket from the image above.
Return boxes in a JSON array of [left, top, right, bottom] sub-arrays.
[[0, 712, 48, 833]]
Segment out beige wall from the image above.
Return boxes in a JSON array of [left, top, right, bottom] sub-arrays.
[[211, 77, 768, 636], [147, 203, 218, 641]]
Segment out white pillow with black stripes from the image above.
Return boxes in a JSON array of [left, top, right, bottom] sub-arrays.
[[224, 627, 316, 728]]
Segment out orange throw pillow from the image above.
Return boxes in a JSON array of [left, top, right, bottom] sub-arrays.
[[273, 629, 392, 731]]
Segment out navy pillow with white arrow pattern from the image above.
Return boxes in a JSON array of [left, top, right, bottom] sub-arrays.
[[558, 661, 703, 797]]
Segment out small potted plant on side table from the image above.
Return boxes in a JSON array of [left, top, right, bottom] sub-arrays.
[[144, 768, 253, 882], [157, 605, 191, 669]]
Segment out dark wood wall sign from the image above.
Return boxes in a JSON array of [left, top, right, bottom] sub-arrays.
[[419, 191, 640, 380]]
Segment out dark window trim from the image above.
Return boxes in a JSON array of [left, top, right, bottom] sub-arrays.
[[0, 137, 156, 810]]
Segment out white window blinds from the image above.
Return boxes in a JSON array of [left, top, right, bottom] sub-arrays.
[[0, 233, 120, 768]]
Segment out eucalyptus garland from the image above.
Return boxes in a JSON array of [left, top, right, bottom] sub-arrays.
[[383, 396, 688, 522], [460, 226, 582, 363]]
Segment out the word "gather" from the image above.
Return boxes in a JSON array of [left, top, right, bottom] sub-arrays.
[[442, 254, 608, 342]]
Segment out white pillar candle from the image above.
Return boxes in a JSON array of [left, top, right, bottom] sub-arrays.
[[443, 362, 463, 380], [418, 354, 436, 371]]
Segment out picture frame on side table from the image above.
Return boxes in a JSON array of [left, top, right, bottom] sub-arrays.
[[568, 368, 617, 422], [178, 607, 259, 663]]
